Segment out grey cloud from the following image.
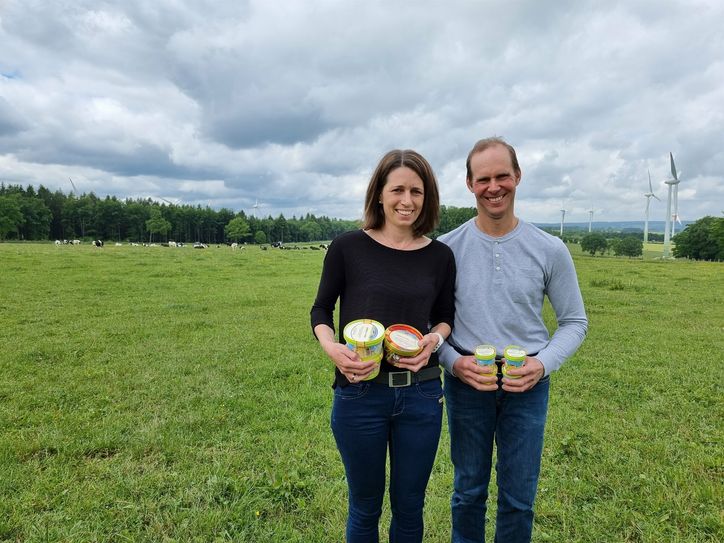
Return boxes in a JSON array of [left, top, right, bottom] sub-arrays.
[[14, 137, 214, 180], [0, 0, 722, 222], [204, 102, 331, 148], [0, 96, 29, 136]]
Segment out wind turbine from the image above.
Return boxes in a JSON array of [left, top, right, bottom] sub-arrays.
[[662, 152, 681, 258], [643, 169, 661, 243], [249, 198, 265, 218], [587, 207, 595, 233], [559, 205, 567, 237], [68, 177, 78, 195]]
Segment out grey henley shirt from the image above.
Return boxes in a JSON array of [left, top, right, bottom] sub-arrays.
[[437, 218, 588, 376]]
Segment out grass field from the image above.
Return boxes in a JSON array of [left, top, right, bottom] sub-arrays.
[[1, 242, 722, 542]]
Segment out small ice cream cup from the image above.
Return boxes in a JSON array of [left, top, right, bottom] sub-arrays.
[[343, 319, 385, 380], [502, 345, 526, 379], [474, 344, 497, 367]]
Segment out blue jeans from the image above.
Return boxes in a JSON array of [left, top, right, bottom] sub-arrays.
[[331, 378, 444, 543], [444, 372, 550, 543]]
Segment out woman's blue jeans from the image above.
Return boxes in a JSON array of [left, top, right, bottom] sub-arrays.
[[331, 378, 443, 543], [444, 372, 550, 543]]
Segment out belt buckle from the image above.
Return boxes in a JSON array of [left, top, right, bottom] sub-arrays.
[[389, 371, 412, 387]]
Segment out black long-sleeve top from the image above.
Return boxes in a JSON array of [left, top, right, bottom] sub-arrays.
[[310, 229, 456, 385]]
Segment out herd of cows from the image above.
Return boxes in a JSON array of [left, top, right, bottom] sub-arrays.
[[55, 239, 105, 247], [53, 240, 329, 251]]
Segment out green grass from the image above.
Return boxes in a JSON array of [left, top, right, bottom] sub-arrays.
[[1, 242, 722, 542]]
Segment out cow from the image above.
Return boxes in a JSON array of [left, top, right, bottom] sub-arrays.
[[72, 240, 81, 245], [54, 240, 61, 245], [93, 240, 104, 248]]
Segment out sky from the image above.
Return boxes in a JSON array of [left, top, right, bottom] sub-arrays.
[[1, 0, 722, 225]]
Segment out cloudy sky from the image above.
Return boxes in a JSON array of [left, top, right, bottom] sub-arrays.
[[1, 0, 722, 224]]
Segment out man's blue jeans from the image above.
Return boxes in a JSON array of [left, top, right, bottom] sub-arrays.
[[444, 372, 550, 543], [331, 378, 443, 543]]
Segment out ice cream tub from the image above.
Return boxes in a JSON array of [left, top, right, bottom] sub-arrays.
[[343, 319, 385, 380], [474, 344, 497, 367], [502, 345, 526, 379], [384, 324, 424, 363]]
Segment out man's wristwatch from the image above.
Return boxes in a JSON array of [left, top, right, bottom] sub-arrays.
[[430, 332, 444, 353]]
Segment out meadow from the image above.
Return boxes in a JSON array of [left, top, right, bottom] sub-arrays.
[[0, 242, 721, 542]]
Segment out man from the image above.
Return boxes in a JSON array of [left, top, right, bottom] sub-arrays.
[[437, 137, 588, 543]]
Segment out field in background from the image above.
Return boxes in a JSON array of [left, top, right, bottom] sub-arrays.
[[1, 243, 721, 542]]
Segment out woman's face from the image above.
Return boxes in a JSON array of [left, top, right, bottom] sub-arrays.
[[379, 166, 425, 230]]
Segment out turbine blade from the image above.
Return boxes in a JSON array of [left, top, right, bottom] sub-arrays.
[[669, 152, 678, 180], [648, 170, 653, 192], [653, 194, 661, 201]]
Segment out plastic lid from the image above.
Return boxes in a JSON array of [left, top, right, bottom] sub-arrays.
[[385, 324, 423, 355], [389, 329, 420, 350], [504, 345, 526, 360], [344, 319, 385, 346], [475, 345, 496, 358]]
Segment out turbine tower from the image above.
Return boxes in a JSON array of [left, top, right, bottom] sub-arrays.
[[671, 158, 683, 236], [587, 208, 595, 233], [662, 153, 681, 258], [559, 206, 567, 237], [643, 169, 661, 243]]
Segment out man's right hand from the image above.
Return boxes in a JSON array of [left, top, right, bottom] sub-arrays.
[[452, 356, 498, 391]]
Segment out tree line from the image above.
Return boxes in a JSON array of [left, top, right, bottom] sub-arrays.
[[3, 182, 720, 260], [578, 216, 723, 261], [0, 183, 478, 244], [0, 183, 367, 244]]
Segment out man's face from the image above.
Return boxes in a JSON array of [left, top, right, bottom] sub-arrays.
[[466, 144, 521, 221]]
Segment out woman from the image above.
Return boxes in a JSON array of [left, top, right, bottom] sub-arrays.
[[310, 149, 456, 542]]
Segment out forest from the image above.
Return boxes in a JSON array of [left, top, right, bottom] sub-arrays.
[[0, 183, 478, 244]]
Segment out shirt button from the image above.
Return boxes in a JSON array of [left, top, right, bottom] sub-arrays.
[[495, 253, 500, 258], [495, 266, 501, 271]]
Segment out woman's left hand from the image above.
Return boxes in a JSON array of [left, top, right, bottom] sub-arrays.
[[390, 333, 438, 373]]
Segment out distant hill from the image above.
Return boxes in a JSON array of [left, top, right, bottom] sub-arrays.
[[531, 220, 692, 233]]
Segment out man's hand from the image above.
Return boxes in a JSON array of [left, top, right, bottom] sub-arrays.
[[502, 357, 545, 392], [452, 356, 498, 391]]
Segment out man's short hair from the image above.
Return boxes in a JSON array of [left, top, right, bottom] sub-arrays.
[[466, 137, 521, 180]]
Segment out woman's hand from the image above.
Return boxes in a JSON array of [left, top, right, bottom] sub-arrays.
[[389, 332, 438, 373], [323, 342, 379, 382]]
